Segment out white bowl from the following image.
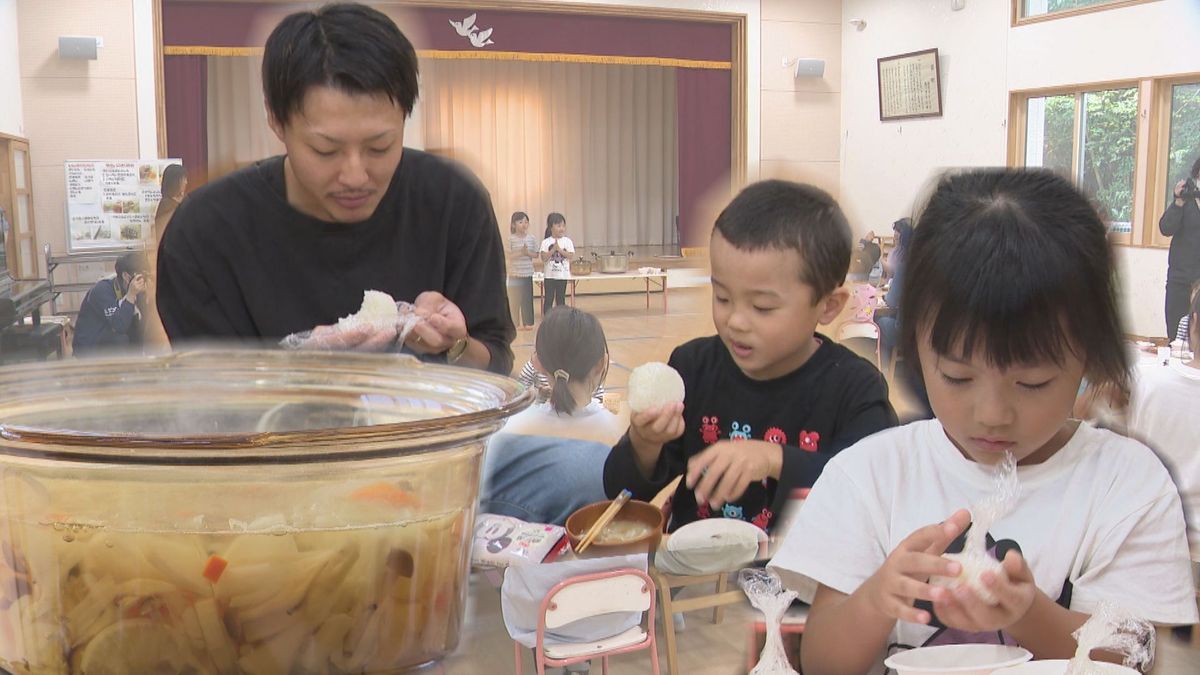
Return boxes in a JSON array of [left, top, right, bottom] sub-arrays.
[[991, 659, 1139, 675], [884, 644, 1032, 675]]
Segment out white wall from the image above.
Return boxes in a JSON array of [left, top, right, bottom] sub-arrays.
[[840, 0, 1200, 338], [0, 0, 23, 137], [840, 0, 1010, 234]]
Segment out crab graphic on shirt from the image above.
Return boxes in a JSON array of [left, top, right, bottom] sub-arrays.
[[798, 430, 821, 452], [751, 508, 773, 530], [763, 427, 787, 445], [696, 501, 712, 519], [729, 422, 752, 441], [700, 416, 721, 445], [722, 503, 746, 520]]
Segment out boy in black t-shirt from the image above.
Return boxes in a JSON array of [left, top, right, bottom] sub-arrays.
[[604, 181, 898, 535]]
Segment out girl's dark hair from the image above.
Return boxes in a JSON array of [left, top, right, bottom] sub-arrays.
[[536, 307, 607, 415], [1191, 156, 1200, 180], [510, 211, 529, 234], [544, 212, 566, 238], [262, 3, 419, 127], [899, 168, 1128, 393], [160, 164, 186, 199]]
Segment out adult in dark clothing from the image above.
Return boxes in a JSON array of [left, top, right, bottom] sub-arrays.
[[156, 3, 513, 374], [1160, 157, 1200, 339], [847, 231, 882, 283], [72, 252, 150, 356]]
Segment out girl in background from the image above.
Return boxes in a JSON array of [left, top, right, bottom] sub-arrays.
[[507, 211, 538, 331], [539, 212, 574, 316]]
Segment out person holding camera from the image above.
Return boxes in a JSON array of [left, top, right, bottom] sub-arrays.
[[1160, 157, 1200, 339], [72, 252, 152, 357]]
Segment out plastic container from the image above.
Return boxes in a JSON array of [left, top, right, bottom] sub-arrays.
[[0, 350, 532, 674], [883, 644, 1032, 675]]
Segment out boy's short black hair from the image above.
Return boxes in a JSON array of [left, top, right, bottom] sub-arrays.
[[713, 180, 852, 301], [262, 2, 419, 127], [899, 168, 1128, 391]]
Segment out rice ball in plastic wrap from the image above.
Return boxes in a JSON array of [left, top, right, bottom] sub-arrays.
[[627, 362, 685, 413], [338, 290, 400, 329]]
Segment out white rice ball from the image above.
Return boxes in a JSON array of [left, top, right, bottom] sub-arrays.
[[627, 362, 686, 413], [338, 290, 399, 329], [930, 552, 1008, 605]]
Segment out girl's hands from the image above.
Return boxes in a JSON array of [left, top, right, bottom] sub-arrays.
[[860, 510, 971, 624], [931, 549, 1038, 633]]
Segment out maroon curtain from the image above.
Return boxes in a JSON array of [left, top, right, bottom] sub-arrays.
[[164, 55, 208, 186], [676, 69, 731, 248]]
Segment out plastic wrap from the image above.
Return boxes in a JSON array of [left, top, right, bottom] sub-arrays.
[[280, 292, 423, 351], [931, 451, 1021, 604], [739, 568, 801, 675], [1065, 603, 1155, 675]]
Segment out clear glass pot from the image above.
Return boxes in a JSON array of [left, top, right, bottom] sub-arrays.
[[0, 350, 531, 674]]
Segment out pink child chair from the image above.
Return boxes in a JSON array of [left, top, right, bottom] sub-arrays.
[[514, 567, 661, 675]]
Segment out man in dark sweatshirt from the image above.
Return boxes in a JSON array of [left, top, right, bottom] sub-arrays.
[[156, 3, 513, 374]]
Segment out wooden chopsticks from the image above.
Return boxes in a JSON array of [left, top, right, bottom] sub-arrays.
[[649, 475, 683, 510], [576, 489, 632, 554]]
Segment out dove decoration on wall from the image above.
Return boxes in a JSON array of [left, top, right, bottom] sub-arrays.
[[469, 28, 494, 48], [448, 13, 496, 49], [448, 13, 476, 37]]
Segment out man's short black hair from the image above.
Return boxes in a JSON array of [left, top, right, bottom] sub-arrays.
[[262, 2, 419, 127], [712, 180, 852, 301], [115, 252, 150, 278], [899, 168, 1128, 392]]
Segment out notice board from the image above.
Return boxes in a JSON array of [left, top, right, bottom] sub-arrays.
[[65, 159, 181, 252]]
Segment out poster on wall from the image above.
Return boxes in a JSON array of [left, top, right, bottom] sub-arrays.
[[877, 48, 942, 121], [64, 159, 182, 252]]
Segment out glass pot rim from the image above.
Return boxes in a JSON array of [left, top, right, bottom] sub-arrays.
[[0, 349, 533, 466]]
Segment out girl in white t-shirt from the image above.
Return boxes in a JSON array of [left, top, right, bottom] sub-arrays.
[[1128, 285, 1200, 557], [539, 212, 575, 316], [771, 168, 1196, 673]]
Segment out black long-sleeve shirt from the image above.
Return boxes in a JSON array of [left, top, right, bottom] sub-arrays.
[[603, 335, 898, 533], [1159, 197, 1200, 284], [72, 277, 144, 356], [156, 150, 515, 374]]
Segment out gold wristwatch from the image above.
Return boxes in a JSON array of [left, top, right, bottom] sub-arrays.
[[446, 337, 469, 364]]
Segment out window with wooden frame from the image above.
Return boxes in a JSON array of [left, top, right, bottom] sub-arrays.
[[0, 134, 39, 278], [1009, 74, 1200, 248], [1009, 83, 1140, 245], [1145, 77, 1200, 247], [1012, 0, 1159, 26]]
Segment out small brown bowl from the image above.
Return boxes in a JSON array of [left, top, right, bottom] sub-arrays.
[[565, 499, 664, 557]]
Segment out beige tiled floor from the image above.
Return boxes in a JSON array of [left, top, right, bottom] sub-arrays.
[[444, 286, 1200, 675]]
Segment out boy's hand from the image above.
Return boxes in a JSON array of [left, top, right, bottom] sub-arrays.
[[686, 440, 782, 508], [861, 510, 970, 624], [930, 549, 1037, 633], [629, 402, 685, 447]]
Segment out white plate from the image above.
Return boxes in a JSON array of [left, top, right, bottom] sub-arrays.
[[884, 644, 1032, 675]]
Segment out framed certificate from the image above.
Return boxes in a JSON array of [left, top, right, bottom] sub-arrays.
[[877, 48, 942, 121]]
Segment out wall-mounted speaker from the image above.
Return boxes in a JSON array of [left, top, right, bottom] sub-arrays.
[[58, 36, 101, 60], [793, 58, 826, 79]]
